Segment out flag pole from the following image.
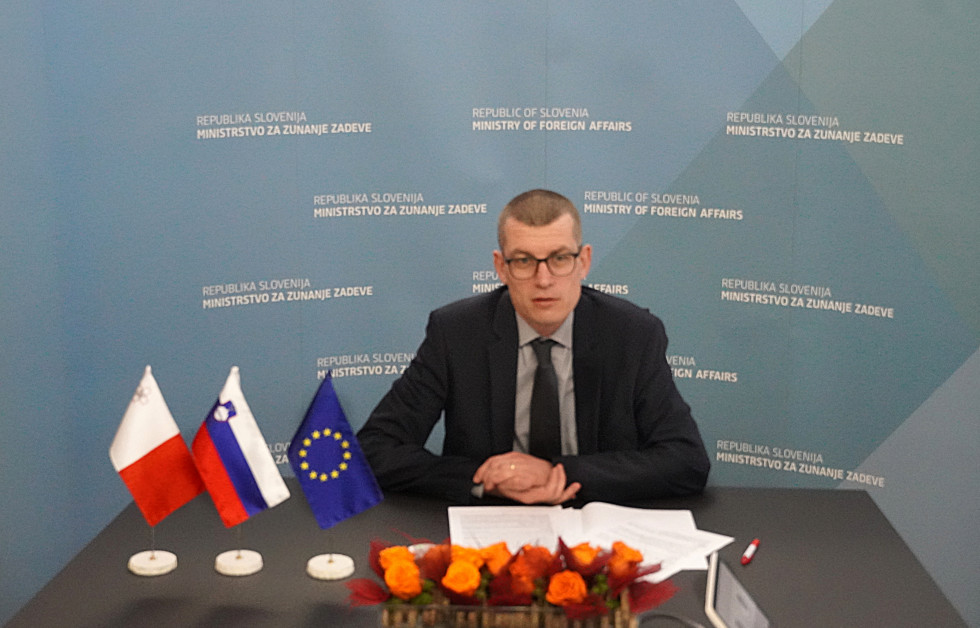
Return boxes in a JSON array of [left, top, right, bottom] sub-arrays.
[[111, 365, 201, 577], [195, 367, 290, 577], [289, 372, 381, 579]]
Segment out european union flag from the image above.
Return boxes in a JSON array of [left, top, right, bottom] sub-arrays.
[[288, 373, 382, 529]]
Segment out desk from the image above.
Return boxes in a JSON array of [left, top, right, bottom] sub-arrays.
[[7, 483, 965, 627]]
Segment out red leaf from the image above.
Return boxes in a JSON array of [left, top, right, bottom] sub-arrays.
[[391, 529, 443, 546], [417, 544, 452, 581], [608, 561, 662, 596], [442, 589, 482, 606], [546, 547, 564, 577], [346, 578, 391, 606], [486, 567, 535, 606], [562, 594, 608, 619], [368, 539, 393, 579], [486, 593, 535, 607], [628, 579, 677, 614]]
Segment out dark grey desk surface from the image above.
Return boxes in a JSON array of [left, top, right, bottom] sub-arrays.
[[7, 483, 966, 628]]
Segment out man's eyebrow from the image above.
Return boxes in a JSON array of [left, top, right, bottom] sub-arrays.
[[507, 246, 577, 258]]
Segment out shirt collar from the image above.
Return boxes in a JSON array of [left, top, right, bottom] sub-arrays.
[[516, 312, 574, 349]]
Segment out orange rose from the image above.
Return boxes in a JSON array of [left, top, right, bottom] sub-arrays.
[[378, 546, 415, 571], [441, 560, 482, 596], [508, 545, 554, 595], [451, 545, 485, 569], [545, 570, 588, 606], [608, 541, 643, 579], [569, 542, 600, 567], [479, 542, 512, 576], [384, 559, 423, 600], [511, 545, 553, 580]]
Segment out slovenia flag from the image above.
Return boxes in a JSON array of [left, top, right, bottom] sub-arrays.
[[192, 366, 290, 527]]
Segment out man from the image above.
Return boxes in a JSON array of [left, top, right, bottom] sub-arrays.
[[358, 189, 709, 505]]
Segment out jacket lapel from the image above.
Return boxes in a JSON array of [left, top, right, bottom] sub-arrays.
[[488, 290, 518, 452], [573, 292, 601, 455]]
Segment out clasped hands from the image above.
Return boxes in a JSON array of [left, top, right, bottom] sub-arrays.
[[473, 452, 580, 504]]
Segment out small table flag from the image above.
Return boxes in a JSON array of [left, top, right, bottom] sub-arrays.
[[288, 372, 383, 529]]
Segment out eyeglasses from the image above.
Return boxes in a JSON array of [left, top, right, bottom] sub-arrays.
[[503, 249, 582, 279]]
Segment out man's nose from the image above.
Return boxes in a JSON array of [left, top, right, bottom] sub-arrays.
[[533, 259, 555, 283]]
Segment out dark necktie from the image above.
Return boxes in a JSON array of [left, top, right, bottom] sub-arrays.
[[529, 338, 561, 460]]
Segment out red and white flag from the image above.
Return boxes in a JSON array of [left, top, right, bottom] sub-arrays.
[[110, 366, 204, 526]]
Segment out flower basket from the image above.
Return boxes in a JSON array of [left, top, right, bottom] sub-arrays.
[[380, 593, 636, 628], [350, 539, 674, 628]]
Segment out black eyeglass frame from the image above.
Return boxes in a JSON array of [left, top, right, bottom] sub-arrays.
[[502, 248, 583, 278]]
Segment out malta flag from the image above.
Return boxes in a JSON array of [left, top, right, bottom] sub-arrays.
[[109, 366, 205, 526], [192, 366, 290, 527]]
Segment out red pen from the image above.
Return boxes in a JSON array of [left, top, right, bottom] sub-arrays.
[[741, 538, 760, 565]]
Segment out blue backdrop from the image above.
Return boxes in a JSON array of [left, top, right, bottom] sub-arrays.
[[2, 1, 977, 624]]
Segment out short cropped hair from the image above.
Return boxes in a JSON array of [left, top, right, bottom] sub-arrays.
[[497, 189, 582, 250]]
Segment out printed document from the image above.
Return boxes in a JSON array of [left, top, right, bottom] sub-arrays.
[[448, 502, 732, 582]]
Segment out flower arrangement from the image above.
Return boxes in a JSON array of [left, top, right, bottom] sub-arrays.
[[347, 537, 677, 627]]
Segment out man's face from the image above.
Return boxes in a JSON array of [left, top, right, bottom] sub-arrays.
[[493, 214, 592, 337]]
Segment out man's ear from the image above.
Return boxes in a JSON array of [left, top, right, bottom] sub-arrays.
[[493, 250, 509, 284], [577, 244, 593, 279]]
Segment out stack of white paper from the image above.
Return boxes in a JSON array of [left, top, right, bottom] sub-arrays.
[[448, 502, 732, 582]]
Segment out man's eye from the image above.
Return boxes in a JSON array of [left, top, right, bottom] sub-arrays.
[[552, 254, 572, 263], [512, 257, 533, 266]]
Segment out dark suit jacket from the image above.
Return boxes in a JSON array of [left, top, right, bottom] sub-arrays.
[[357, 286, 710, 504]]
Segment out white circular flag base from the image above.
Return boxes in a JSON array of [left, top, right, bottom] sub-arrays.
[[215, 549, 263, 576], [306, 553, 355, 580], [128, 550, 178, 576]]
